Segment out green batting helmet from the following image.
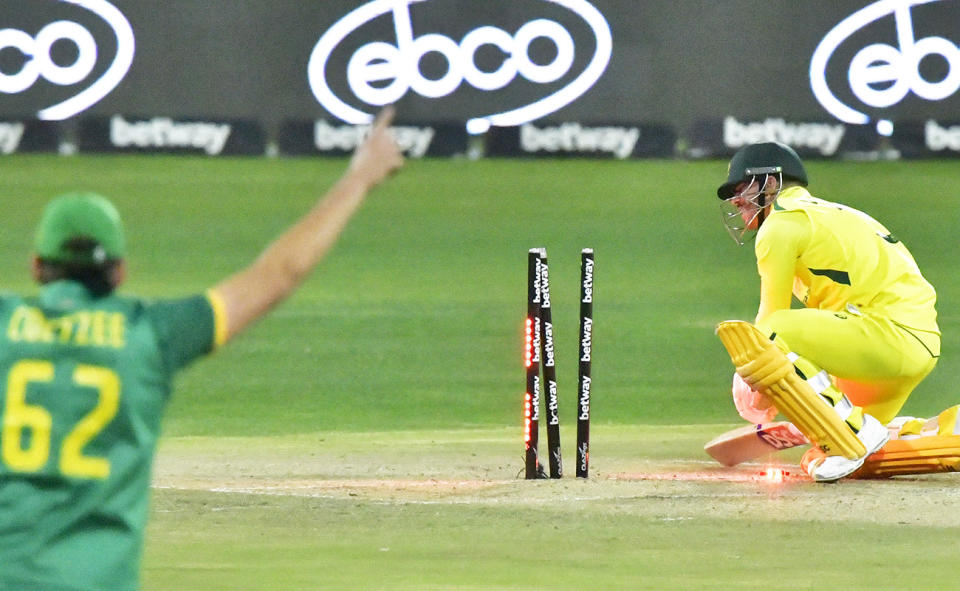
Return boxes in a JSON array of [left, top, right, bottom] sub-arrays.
[[717, 142, 808, 200], [35, 192, 125, 264]]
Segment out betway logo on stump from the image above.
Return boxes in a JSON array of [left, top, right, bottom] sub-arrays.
[[307, 0, 612, 132]]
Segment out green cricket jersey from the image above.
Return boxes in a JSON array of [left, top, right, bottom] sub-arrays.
[[0, 280, 225, 590]]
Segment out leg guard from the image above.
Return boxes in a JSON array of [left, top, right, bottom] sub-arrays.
[[888, 404, 960, 440], [716, 321, 866, 460], [937, 405, 960, 435], [855, 436, 960, 478], [858, 405, 960, 478]]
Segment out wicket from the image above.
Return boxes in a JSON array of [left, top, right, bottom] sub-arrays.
[[524, 247, 593, 479], [577, 248, 593, 478], [524, 250, 544, 479]]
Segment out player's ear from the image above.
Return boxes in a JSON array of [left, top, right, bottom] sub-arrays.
[[31, 256, 42, 283], [111, 260, 127, 288], [765, 174, 780, 193]]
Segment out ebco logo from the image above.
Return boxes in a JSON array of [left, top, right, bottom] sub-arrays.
[[307, 0, 611, 133], [810, 0, 958, 132], [0, 0, 134, 120]]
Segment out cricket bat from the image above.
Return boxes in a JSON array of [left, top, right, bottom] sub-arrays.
[[704, 421, 809, 466]]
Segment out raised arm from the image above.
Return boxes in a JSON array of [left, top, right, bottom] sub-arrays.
[[211, 107, 404, 343]]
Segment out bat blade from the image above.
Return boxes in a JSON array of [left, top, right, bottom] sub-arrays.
[[704, 421, 809, 466]]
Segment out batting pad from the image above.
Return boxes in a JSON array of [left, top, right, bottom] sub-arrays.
[[855, 436, 960, 478], [716, 320, 866, 460]]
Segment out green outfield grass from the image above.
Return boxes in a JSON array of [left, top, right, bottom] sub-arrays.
[[142, 425, 960, 591], [5, 155, 958, 431], [3, 154, 960, 589]]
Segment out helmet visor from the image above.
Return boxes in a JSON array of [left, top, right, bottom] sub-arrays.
[[718, 172, 780, 245], [720, 198, 758, 246]]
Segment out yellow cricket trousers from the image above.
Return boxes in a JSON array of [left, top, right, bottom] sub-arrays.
[[759, 307, 940, 424]]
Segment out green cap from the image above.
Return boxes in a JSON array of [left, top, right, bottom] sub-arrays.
[[35, 192, 125, 264]]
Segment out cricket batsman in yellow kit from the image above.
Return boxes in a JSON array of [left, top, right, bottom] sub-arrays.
[[714, 142, 945, 482]]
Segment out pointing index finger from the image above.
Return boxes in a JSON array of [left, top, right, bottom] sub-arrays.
[[371, 106, 395, 133]]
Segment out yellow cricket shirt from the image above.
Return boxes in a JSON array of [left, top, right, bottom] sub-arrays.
[[754, 186, 939, 340]]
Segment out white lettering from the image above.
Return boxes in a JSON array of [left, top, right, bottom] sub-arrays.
[[723, 116, 846, 156], [533, 258, 542, 305], [0, 21, 96, 93], [530, 375, 540, 421], [110, 116, 232, 155], [531, 316, 541, 364], [520, 123, 640, 159], [759, 431, 793, 450], [542, 322, 554, 367], [547, 382, 559, 425], [0, 2, 134, 121], [345, 6, 574, 100], [308, 0, 612, 131], [811, 1, 959, 127], [580, 317, 592, 362], [581, 258, 594, 303], [314, 120, 434, 158], [925, 120, 960, 151], [758, 426, 806, 449], [0, 123, 25, 154], [337, 5, 575, 104], [578, 376, 591, 420], [540, 264, 551, 309]]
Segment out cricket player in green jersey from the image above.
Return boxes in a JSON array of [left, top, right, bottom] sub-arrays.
[[0, 108, 404, 590], [714, 142, 941, 481]]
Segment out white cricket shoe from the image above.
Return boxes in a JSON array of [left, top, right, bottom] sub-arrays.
[[804, 413, 889, 483]]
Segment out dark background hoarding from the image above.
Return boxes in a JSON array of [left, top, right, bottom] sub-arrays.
[[1, 0, 958, 144]]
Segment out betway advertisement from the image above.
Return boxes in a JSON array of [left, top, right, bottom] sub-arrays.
[[0, 0, 957, 158]]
